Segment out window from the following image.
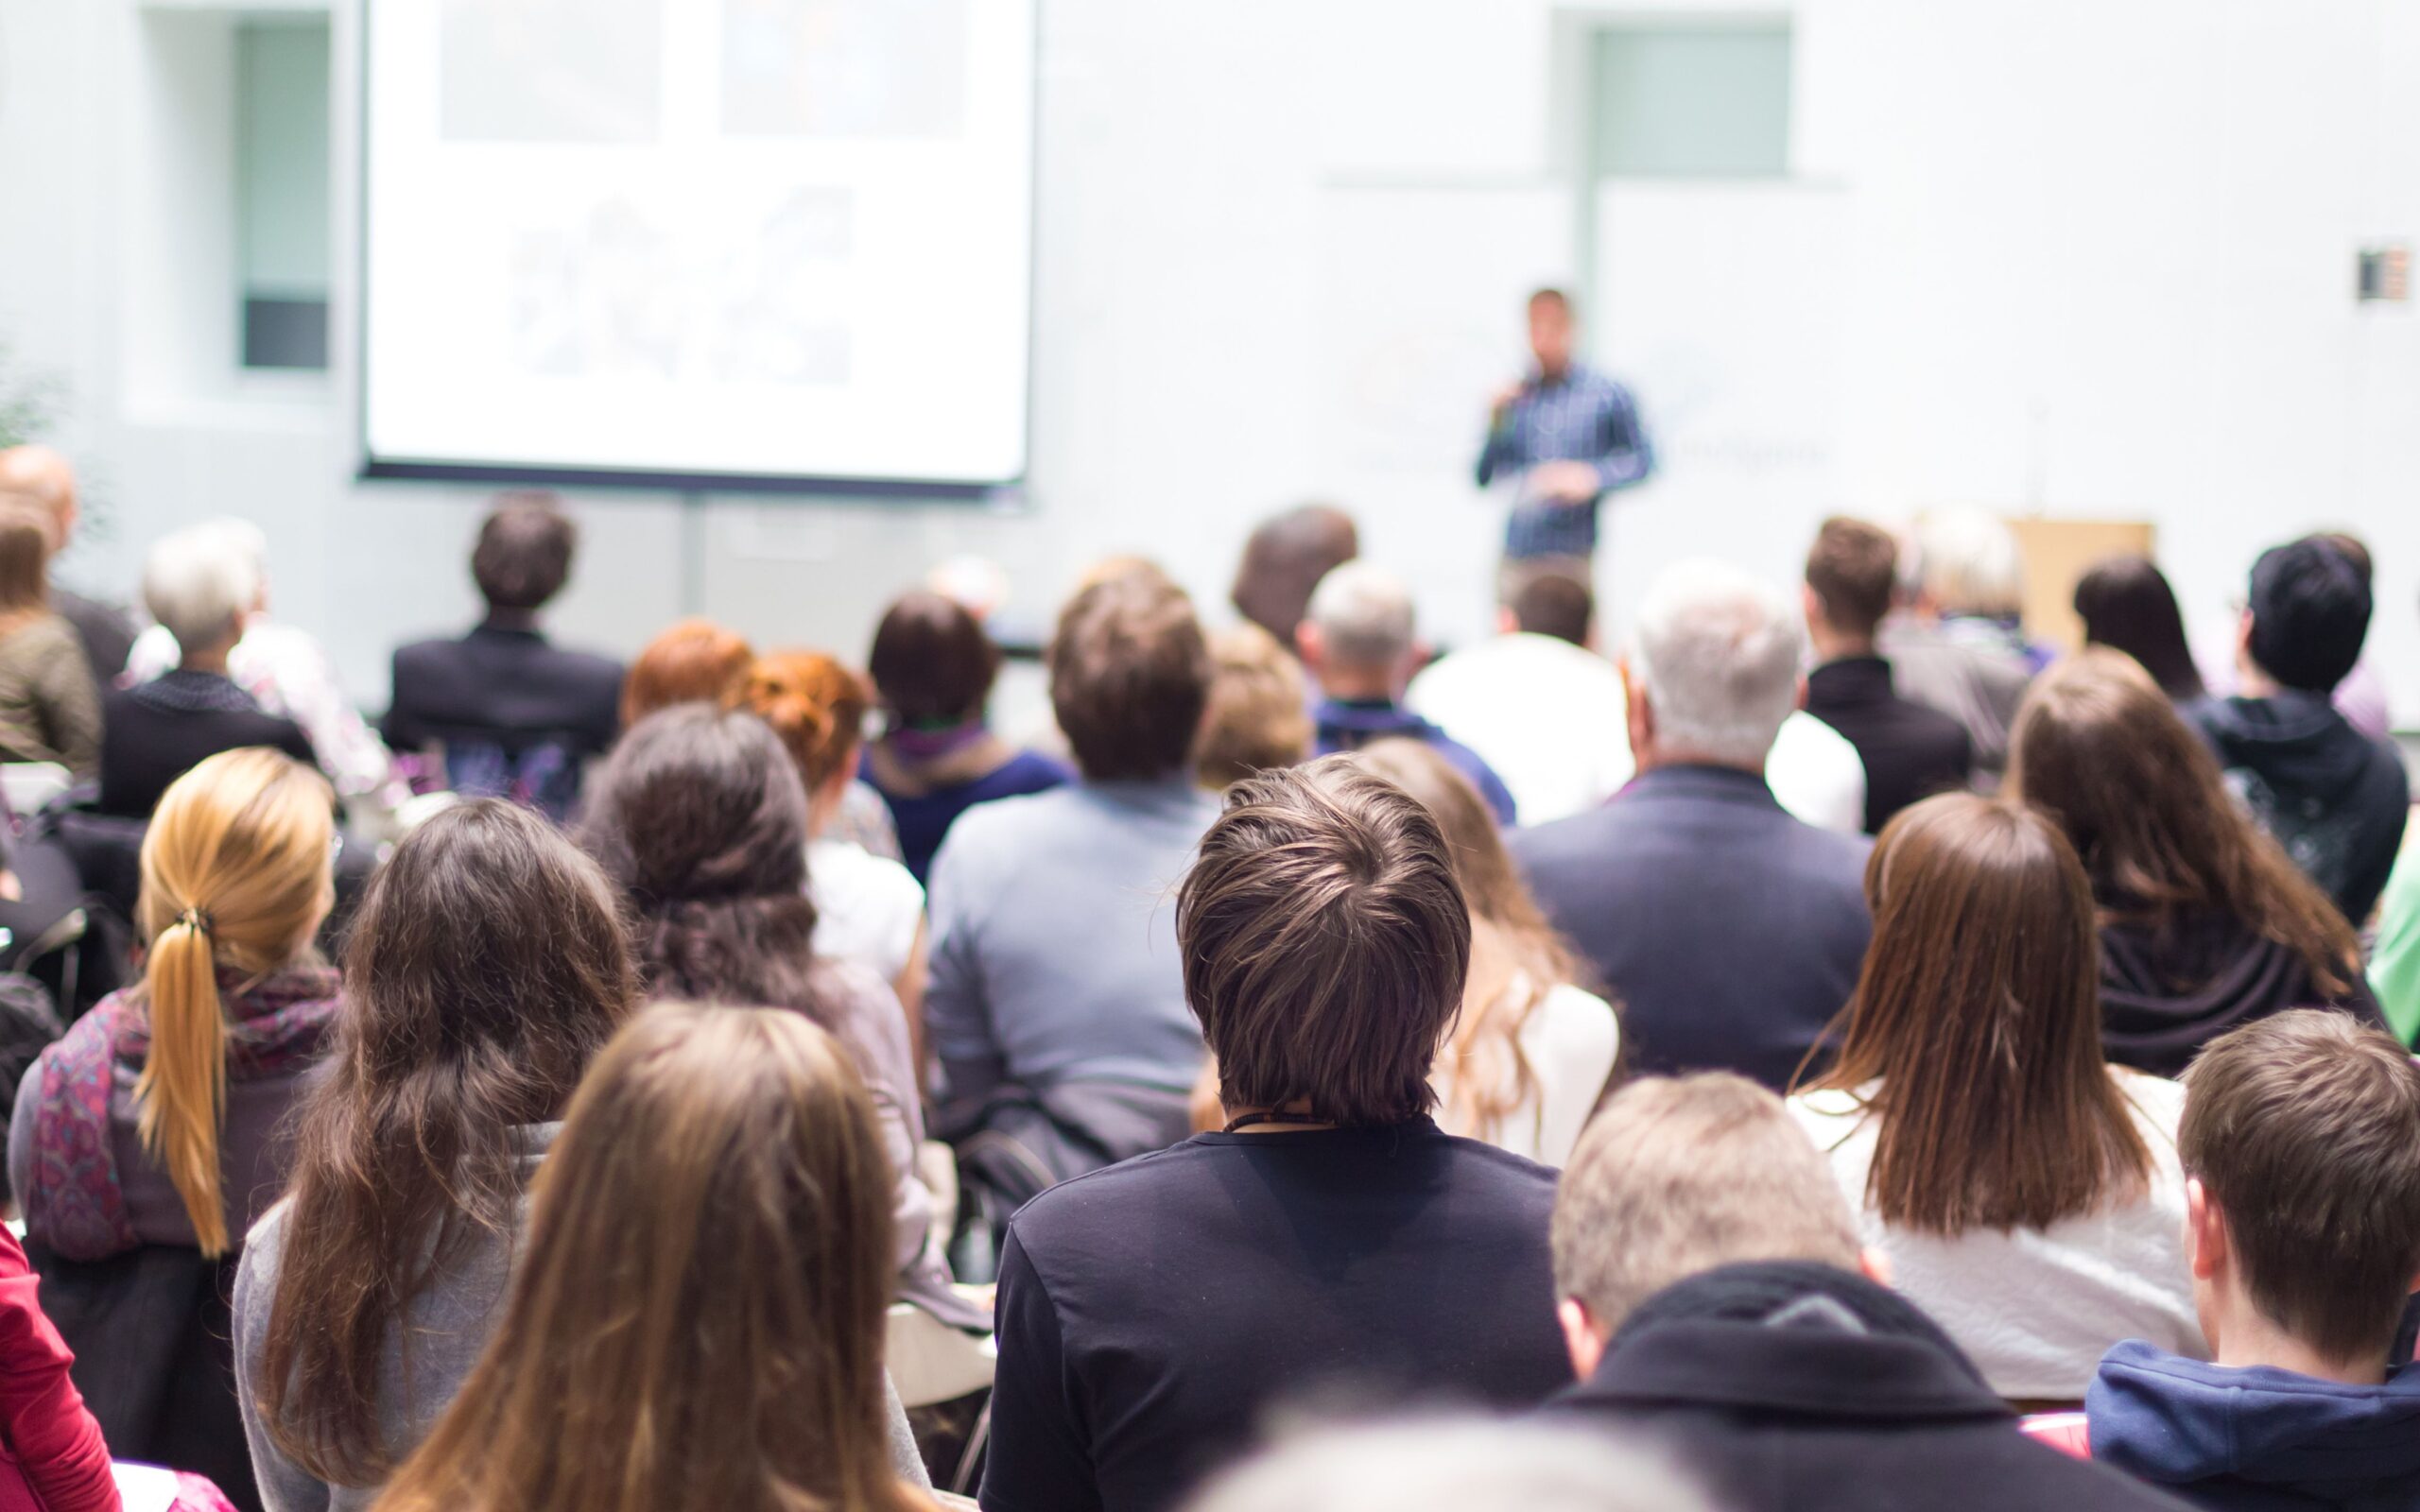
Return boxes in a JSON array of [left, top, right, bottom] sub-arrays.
[[1593, 24, 1792, 180], [236, 18, 332, 370]]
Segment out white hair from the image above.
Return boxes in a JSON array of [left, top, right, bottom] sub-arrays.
[[1910, 506, 2024, 617], [1629, 558, 1803, 766], [1184, 1418, 1716, 1512], [1305, 559, 1416, 668], [142, 518, 264, 655]]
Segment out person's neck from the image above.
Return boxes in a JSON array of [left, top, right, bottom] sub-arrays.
[[2235, 660, 2286, 699], [1806, 620, 1876, 664], [1632, 745, 1764, 779], [481, 607, 542, 632], [1220, 1096, 1337, 1134], [179, 648, 233, 677], [1320, 670, 1400, 703], [2210, 1297, 2390, 1385]]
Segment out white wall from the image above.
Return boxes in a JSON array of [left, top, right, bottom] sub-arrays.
[[1, 0, 2415, 721]]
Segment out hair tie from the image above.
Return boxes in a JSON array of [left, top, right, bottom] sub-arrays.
[[176, 906, 214, 937]]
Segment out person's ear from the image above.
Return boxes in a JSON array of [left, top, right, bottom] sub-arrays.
[[1857, 1246, 1893, 1289], [2186, 1177, 2225, 1282], [1802, 582, 1826, 629], [1557, 1297, 1607, 1382], [1619, 658, 1653, 747], [1402, 640, 1432, 685], [1295, 621, 1324, 672], [1793, 673, 1809, 713], [1496, 606, 1520, 637]]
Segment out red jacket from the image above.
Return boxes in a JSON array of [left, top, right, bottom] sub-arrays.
[[0, 1230, 117, 1512]]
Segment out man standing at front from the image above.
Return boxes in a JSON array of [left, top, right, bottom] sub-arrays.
[[1474, 288, 1653, 576]]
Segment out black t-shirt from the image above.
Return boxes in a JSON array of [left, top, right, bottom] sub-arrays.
[[980, 1119, 1568, 1512]]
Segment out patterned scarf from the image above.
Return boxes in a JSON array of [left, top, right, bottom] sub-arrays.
[[23, 963, 340, 1261]]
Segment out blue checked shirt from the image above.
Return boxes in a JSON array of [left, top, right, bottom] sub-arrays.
[[1474, 364, 1653, 560]]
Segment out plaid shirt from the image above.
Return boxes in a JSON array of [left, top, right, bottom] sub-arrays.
[[1474, 363, 1652, 560]]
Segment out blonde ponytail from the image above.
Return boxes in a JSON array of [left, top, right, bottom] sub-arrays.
[[136, 912, 232, 1256], [131, 747, 336, 1260]]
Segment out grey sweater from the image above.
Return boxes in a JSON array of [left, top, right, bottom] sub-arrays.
[[232, 1125, 931, 1511]]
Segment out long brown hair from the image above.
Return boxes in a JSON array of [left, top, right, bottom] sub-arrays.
[[369, 1005, 924, 1512], [1351, 739, 1597, 1144], [2008, 648, 2357, 993], [0, 498, 51, 637], [135, 747, 335, 1257], [1809, 793, 2151, 1234], [255, 800, 638, 1482]]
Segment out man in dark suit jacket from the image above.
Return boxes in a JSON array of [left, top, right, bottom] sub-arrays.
[[1801, 517, 1973, 833], [1510, 560, 1869, 1091], [383, 494, 623, 816]]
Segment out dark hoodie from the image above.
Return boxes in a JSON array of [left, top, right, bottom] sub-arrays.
[[2187, 692, 2409, 927], [2089, 1340, 2420, 1510], [1312, 697, 1519, 824], [2098, 906, 2388, 1079]]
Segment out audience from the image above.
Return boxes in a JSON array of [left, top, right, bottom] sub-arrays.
[[1802, 516, 1973, 832], [2204, 532, 2395, 743], [925, 570, 1216, 1241], [862, 589, 1071, 883], [1184, 1418, 1716, 1512], [2073, 554, 2207, 702], [2186, 536, 2409, 925], [1193, 623, 1311, 789], [1512, 559, 1871, 1091], [1544, 1074, 2191, 1511], [100, 521, 319, 818], [2084, 1012, 2420, 1508], [1298, 560, 1517, 824], [983, 760, 1568, 1512], [1351, 739, 1616, 1166], [2010, 649, 2383, 1075], [384, 493, 623, 819], [1880, 506, 2037, 785], [0, 444, 135, 688], [0, 500, 99, 775], [1405, 569, 1630, 824], [14, 748, 337, 1257], [1789, 793, 2204, 1401], [236, 800, 640, 1512], [577, 705, 962, 1322], [1228, 502, 1358, 652], [367, 1005, 937, 1512]]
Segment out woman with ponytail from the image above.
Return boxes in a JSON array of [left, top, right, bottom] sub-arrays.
[[9, 747, 337, 1261]]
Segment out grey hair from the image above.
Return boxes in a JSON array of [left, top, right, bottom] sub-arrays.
[[1305, 559, 1416, 668], [1628, 558, 1802, 766], [1910, 506, 2024, 617], [1184, 1417, 1717, 1512], [142, 518, 265, 655]]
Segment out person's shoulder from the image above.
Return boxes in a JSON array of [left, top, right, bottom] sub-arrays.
[[993, 747, 1076, 789], [1508, 804, 1623, 871], [1006, 1139, 1219, 1252]]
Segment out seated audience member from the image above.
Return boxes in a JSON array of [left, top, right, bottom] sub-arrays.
[[735, 652, 928, 1024], [1228, 502, 1358, 652], [983, 760, 1570, 1512], [1790, 794, 2204, 1400], [2086, 1012, 2420, 1508], [1544, 1074, 2192, 1512], [128, 519, 406, 819], [1194, 623, 1311, 789], [1511, 560, 1870, 1091], [2375, 841, 2420, 1043], [1802, 516, 1973, 833], [2073, 554, 2207, 702], [2187, 537, 2408, 925], [578, 706, 962, 1323], [384, 494, 623, 818], [368, 1006, 938, 1512], [1354, 739, 1616, 1166], [0, 500, 99, 775], [2202, 533, 2394, 743], [99, 523, 318, 818], [1184, 1418, 1715, 1512], [863, 589, 1071, 883], [0, 444, 135, 689], [15, 749, 337, 1257], [0, 1224, 117, 1512], [1879, 506, 2037, 786], [237, 801, 641, 1512], [925, 572, 1217, 1226], [1297, 561, 1517, 824], [1406, 569, 1630, 824], [2010, 650, 2383, 1075]]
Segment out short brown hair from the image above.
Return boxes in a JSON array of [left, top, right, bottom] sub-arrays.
[[734, 651, 873, 791], [1047, 570, 1211, 782], [1509, 569, 1592, 645], [472, 492, 577, 612], [867, 590, 999, 729], [1231, 505, 1357, 649], [1552, 1074, 1860, 1332], [1195, 624, 1312, 789], [2181, 1010, 2420, 1362], [1805, 517, 1897, 640], [0, 498, 52, 621], [622, 618, 754, 728], [1179, 757, 1469, 1125]]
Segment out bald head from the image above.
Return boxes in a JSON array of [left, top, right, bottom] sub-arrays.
[[0, 446, 78, 546]]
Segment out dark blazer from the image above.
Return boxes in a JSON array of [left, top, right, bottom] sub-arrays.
[[1805, 655, 1975, 833], [51, 587, 135, 693], [96, 673, 318, 819], [1509, 765, 1871, 1090], [384, 621, 623, 762]]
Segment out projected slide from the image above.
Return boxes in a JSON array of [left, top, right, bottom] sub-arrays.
[[364, 0, 1035, 491]]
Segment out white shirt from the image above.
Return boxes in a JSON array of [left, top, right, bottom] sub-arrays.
[[1432, 977, 1620, 1167], [1788, 1069, 2206, 1400], [808, 838, 925, 986], [1410, 633, 1867, 835]]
